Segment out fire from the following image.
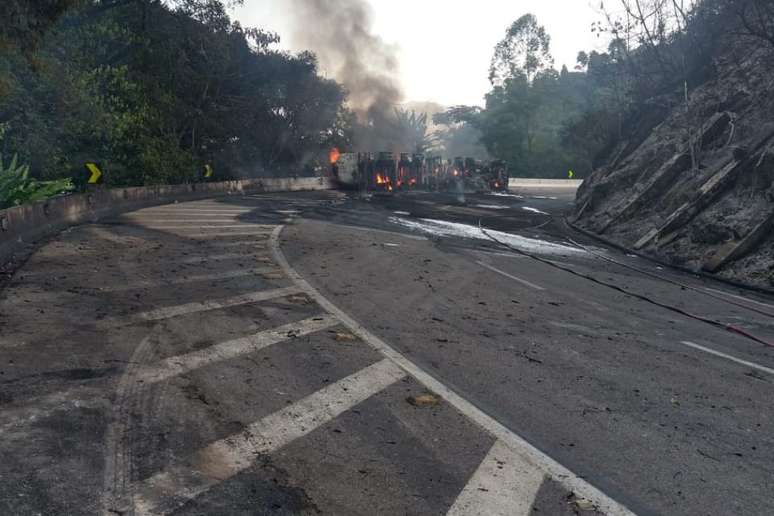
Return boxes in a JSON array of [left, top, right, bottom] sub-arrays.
[[329, 148, 341, 165], [376, 173, 389, 185]]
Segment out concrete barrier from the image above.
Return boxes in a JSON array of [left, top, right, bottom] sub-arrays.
[[509, 178, 583, 188], [0, 176, 334, 263]]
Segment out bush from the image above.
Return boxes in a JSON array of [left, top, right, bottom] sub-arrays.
[[0, 153, 73, 209]]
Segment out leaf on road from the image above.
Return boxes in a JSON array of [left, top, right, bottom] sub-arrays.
[[407, 393, 440, 408]]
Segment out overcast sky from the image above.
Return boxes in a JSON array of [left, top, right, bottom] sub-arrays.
[[231, 1, 607, 107]]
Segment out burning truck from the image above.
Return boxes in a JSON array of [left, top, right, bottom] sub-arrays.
[[330, 149, 509, 194]]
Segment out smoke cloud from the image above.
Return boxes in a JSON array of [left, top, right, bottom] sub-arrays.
[[286, 0, 405, 149]]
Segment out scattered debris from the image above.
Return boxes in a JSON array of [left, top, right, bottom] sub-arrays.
[[406, 393, 440, 408], [286, 294, 314, 305], [334, 332, 358, 342], [572, 498, 596, 512]]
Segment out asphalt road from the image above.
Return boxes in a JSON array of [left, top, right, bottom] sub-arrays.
[[1, 187, 773, 515]]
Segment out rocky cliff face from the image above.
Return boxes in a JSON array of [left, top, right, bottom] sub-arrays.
[[574, 39, 774, 289]]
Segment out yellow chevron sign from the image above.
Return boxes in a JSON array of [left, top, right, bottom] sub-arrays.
[[85, 163, 103, 184], [204, 164, 214, 179]]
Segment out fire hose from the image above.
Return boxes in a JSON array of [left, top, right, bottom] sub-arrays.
[[478, 222, 774, 349]]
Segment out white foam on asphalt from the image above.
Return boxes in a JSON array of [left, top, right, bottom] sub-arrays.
[[522, 207, 550, 215], [475, 204, 509, 210], [269, 226, 635, 516], [390, 217, 583, 255], [447, 440, 545, 516], [489, 192, 524, 199], [133, 359, 406, 516], [128, 287, 301, 323], [135, 316, 339, 385]]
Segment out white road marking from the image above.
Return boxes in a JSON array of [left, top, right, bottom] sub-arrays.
[[270, 226, 635, 516], [133, 359, 406, 516], [182, 231, 276, 238], [135, 316, 339, 385], [339, 224, 428, 241], [125, 219, 240, 223], [129, 287, 300, 322], [476, 261, 545, 291], [474, 250, 527, 260], [216, 241, 270, 248], [680, 341, 774, 376], [447, 440, 545, 516], [137, 225, 271, 230], [137, 209, 253, 215], [702, 287, 774, 311], [100, 269, 278, 292], [178, 253, 263, 264]]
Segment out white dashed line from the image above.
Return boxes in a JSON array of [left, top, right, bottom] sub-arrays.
[[476, 261, 545, 291], [447, 440, 545, 516], [681, 341, 774, 376], [133, 359, 406, 516], [702, 288, 774, 311]]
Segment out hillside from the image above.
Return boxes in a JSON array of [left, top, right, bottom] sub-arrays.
[[573, 35, 774, 289]]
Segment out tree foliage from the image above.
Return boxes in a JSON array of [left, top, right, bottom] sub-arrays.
[[0, 0, 351, 191], [447, 2, 774, 179], [489, 14, 553, 86], [393, 109, 438, 154]]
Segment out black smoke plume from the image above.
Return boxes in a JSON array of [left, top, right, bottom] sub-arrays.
[[287, 0, 405, 150]]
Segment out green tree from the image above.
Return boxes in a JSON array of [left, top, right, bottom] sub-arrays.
[[489, 14, 553, 86]]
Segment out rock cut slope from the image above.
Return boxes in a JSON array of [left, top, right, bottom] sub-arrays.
[[574, 38, 774, 289]]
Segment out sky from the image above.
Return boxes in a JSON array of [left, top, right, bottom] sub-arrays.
[[231, 1, 607, 107]]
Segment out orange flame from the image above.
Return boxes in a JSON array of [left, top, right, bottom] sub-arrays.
[[329, 148, 341, 165]]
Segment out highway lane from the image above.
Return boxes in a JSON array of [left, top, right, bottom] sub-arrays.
[[283, 189, 774, 516], [1, 188, 772, 515]]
